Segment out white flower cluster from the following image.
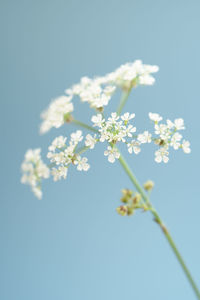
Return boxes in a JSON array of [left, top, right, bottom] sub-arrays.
[[91, 112, 137, 162], [66, 77, 116, 109], [99, 59, 159, 89], [21, 60, 191, 200], [149, 112, 191, 163], [40, 60, 158, 134], [40, 96, 73, 134], [87, 111, 191, 164], [47, 131, 90, 182], [21, 149, 50, 199]]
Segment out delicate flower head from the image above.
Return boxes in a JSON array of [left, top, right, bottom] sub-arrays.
[[127, 140, 141, 154], [174, 118, 185, 130], [48, 136, 67, 152], [21, 148, 50, 199], [138, 131, 152, 144], [170, 132, 182, 150], [102, 60, 159, 90], [40, 96, 73, 134], [91, 114, 105, 127], [149, 112, 163, 123], [104, 146, 120, 163], [51, 166, 68, 181], [121, 112, 135, 123], [155, 147, 169, 163], [85, 134, 97, 149], [70, 130, 83, 145], [182, 140, 191, 154], [74, 156, 90, 171]]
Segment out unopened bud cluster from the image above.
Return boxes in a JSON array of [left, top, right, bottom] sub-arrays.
[[116, 189, 149, 216]]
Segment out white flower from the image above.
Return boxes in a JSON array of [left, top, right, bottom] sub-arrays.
[[91, 114, 104, 127], [102, 60, 159, 89], [40, 96, 73, 134], [123, 124, 136, 138], [137, 131, 152, 143], [108, 112, 119, 123], [48, 136, 67, 152], [85, 134, 97, 149], [121, 112, 135, 123], [127, 140, 141, 154], [170, 132, 182, 150], [51, 166, 68, 181], [70, 130, 83, 145], [174, 118, 185, 130], [32, 186, 42, 200], [104, 146, 120, 163], [74, 156, 90, 171], [182, 140, 191, 153], [149, 112, 163, 123], [166, 119, 174, 129], [155, 147, 169, 163], [154, 124, 170, 141], [21, 148, 50, 199], [70, 76, 115, 108]]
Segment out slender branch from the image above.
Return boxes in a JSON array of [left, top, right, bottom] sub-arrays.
[[117, 88, 132, 115], [76, 145, 90, 155], [117, 149, 200, 299], [72, 119, 98, 133]]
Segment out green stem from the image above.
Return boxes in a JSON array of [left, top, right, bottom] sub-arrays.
[[117, 89, 132, 115], [117, 150, 200, 299], [73, 119, 98, 133]]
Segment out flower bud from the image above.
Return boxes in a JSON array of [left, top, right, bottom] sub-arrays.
[[121, 189, 133, 203], [116, 205, 127, 216], [127, 206, 134, 216], [64, 113, 73, 123], [132, 193, 142, 204], [143, 180, 154, 191]]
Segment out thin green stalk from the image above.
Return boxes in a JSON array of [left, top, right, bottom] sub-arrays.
[[117, 149, 200, 299], [117, 89, 132, 115], [73, 119, 98, 133]]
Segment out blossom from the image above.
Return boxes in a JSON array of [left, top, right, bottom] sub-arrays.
[[102, 60, 159, 90], [48, 136, 67, 152], [121, 112, 135, 123], [51, 166, 68, 181], [69, 76, 116, 109], [92, 112, 137, 144], [123, 125, 136, 138], [170, 132, 182, 150], [182, 140, 191, 153], [174, 118, 185, 130], [137, 131, 152, 143], [149, 112, 162, 123], [104, 146, 120, 163], [74, 156, 90, 171], [85, 134, 97, 149], [47, 130, 90, 180], [70, 130, 83, 145], [40, 96, 73, 134], [21, 149, 50, 199], [154, 123, 170, 141], [155, 147, 169, 163], [91, 114, 105, 127], [127, 140, 141, 154]]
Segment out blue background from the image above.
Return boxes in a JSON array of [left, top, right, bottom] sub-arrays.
[[1, 0, 200, 299]]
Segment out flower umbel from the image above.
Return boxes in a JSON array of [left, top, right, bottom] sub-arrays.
[[21, 149, 50, 199]]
